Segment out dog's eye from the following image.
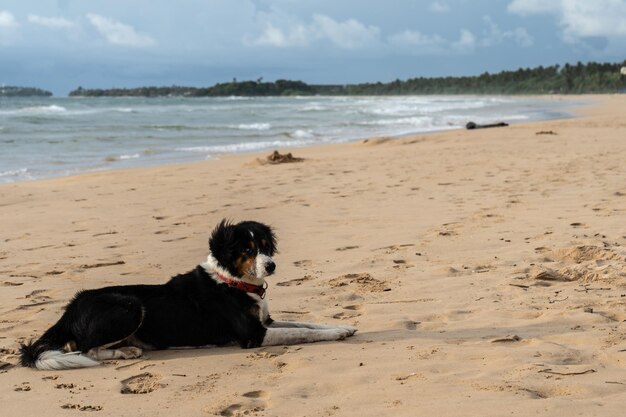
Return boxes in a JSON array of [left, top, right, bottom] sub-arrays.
[[244, 247, 254, 256]]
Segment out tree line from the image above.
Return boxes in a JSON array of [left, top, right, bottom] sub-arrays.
[[68, 80, 315, 97], [0, 86, 52, 97], [335, 61, 626, 95], [39, 59, 626, 97]]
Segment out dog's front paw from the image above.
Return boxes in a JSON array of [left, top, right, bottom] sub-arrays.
[[335, 325, 357, 337], [118, 346, 143, 359], [330, 326, 357, 340], [340, 326, 359, 336]]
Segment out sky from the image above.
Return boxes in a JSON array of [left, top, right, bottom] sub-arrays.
[[1, 0, 625, 96]]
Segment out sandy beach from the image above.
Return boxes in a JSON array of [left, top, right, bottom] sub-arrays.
[[2, 95, 626, 416]]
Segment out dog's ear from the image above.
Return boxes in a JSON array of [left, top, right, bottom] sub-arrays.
[[209, 219, 235, 263], [259, 223, 278, 255], [238, 221, 278, 255]]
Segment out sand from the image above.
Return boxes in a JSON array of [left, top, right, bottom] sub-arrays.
[[1, 95, 626, 416]]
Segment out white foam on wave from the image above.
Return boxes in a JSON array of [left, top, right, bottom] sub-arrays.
[[361, 101, 495, 117], [176, 138, 317, 154], [119, 153, 141, 160], [11, 105, 68, 115], [104, 153, 142, 163], [0, 167, 28, 177], [360, 116, 434, 128], [300, 104, 327, 112], [232, 123, 271, 131], [0, 167, 32, 182], [289, 129, 315, 139], [224, 96, 254, 101]]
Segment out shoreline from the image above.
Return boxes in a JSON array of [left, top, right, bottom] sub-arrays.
[[1, 94, 586, 186], [2, 94, 626, 416]]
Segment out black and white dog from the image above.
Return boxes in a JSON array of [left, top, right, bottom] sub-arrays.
[[20, 220, 357, 370]]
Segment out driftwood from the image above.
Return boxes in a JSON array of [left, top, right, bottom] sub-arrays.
[[79, 260, 125, 269], [538, 368, 596, 376], [491, 335, 522, 343], [466, 121, 509, 130]]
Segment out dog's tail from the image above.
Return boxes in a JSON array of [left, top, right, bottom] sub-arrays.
[[20, 339, 100, 370]]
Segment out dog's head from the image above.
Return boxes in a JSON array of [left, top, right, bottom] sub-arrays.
[[208, 219, 277, 283]]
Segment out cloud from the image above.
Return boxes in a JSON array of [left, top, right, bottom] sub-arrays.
[[429, 2, 451, 13], [388, 30, 446, 47], [387, 29, 447, 54], [508, 0, 557, 15], [311, 14, 380, 48], [454, 29, 477, 50], [248, 14, 380, 49], [481, 16, 533, 47], [28, 15, 76, 29], [0, 10, 18, 28], [253, 22, 309, 47], [508, 0, 626, 42], [511, 27, 533, 47], [0, 10, 19, 45], [87, 13, 156, 48], [388, 17, 532, 55]]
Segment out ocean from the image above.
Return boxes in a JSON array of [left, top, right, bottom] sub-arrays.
[[0, 95, 577, 183]]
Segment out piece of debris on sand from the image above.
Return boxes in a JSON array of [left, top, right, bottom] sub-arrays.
[[465, 121, 509, 130], [264, 150, 304, 164]]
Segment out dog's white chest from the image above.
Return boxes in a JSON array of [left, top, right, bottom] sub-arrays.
[[248, 294, 270, 324]]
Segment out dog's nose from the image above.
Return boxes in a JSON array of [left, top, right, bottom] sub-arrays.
[[265, 261, 276, 274]]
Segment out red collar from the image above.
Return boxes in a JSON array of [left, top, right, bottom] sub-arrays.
[[214, 272, 267, 299]]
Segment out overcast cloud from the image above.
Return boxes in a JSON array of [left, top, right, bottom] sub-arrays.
[[1, 0, 624, 95]]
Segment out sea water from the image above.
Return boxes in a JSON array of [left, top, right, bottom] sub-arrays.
[[0, 95, 577, 183]]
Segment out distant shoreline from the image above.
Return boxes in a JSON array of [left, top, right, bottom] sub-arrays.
[[0, 86, 52, 97], [68, 60, 626, 97], [6, 60, 625, 97]]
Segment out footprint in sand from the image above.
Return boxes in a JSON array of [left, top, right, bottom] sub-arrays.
[[374, 243, 415, 254], [120, 372, 163, 394], [220, 390, 271, 417], [332, 311, 358, 320], [392, 259, 415, 269], [92, 231, 118, 237], [276, 275, 313, 287], [332, 304, 364, 320], [16, 289, 54, 310], [14, 382, 31, 392], [180, 374, 220, 394], [335, 245, 360, 252], [522, 243, 626, 286], [328, 273, 390, 293], [0, 361, 14, 372], [161, 237, 187, 243], [248, 346, 290, 359], [389, 320, 421, 330]]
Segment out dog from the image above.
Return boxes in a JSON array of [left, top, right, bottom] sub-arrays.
[[20, 220, 357, 370]]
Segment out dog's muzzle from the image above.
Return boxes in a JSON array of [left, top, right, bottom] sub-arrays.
[[265, 260, 276, 275], [256, 254, 275, 278]]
